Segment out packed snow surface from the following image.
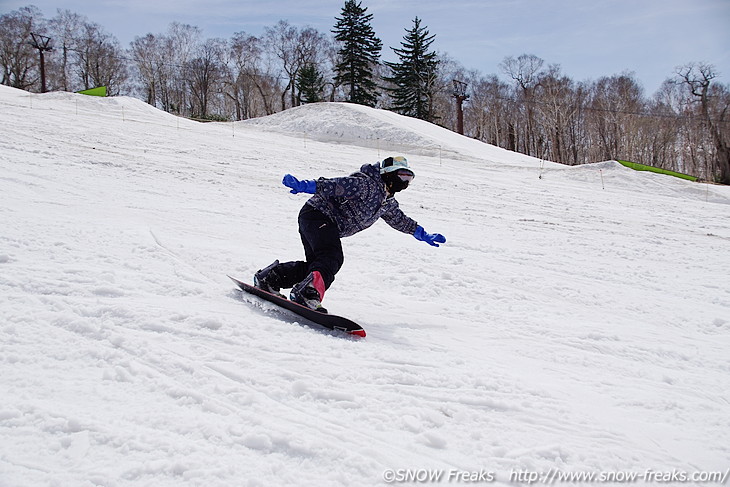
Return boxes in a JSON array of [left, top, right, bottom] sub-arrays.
[[1, 85, 729, 486]]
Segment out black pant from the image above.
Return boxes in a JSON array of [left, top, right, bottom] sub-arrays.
[[275, 204, 343, 290]]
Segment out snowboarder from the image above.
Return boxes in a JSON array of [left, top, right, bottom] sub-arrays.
[[254, 156, 446, 312]]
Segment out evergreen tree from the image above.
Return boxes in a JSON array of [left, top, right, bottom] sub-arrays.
[[332, 0, 382, 107], [297, 63, 325, 104], [384, 17, 440, 122]]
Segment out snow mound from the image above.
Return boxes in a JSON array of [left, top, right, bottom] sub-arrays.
[[1, 86, 191, 127], [240, 102, 545, 166], [241, 102, 436, 150]]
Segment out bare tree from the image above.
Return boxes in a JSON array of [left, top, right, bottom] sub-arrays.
[[74, 21, 128, 94], [500, 54, 545, 156], [534, 65, 585, 164], [165, 22, 202, 115], [469, 73, 512, 146], [223, 31, 266, 119], [428, 53, 466, 133], [186, 37, 225, 118], [265, 21, 329, 110], [588, 73, 645, 161], [675, 63, 730, 184], [640, 83, 682, 171], [265, 20, 299, 111], [130, 33, 162, 106], [48, 9, 85, 91], [130, 23, 201, 114], [0, 6, 45, 90], [294, 27, 330, 106]]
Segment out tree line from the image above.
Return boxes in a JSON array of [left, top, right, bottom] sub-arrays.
[[1, 2, 728, 184]]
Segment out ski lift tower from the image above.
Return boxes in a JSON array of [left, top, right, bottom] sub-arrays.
[[30, 33, 53, 93], [452, 79, 469, 135]]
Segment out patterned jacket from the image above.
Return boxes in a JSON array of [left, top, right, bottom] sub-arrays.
[[305, 163, 419, 238]]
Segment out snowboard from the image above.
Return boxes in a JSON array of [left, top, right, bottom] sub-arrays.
[[228, 275, 366, 337]]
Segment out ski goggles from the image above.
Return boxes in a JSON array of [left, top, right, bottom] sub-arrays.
[[396, 169, 415, 182]]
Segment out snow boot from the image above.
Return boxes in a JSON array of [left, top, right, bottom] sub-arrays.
[[290, 271, 328, 313], [253, 260, 286, 298]]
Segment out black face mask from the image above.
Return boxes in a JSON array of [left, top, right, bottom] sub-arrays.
[[383, 172, 409, 193]]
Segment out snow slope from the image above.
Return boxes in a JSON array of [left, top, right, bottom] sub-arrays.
[[1, 85, 729, 486]]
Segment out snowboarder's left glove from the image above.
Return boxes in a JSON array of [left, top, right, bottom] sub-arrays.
[[283, 174, 317, 194], [414, 226, 446, 247]]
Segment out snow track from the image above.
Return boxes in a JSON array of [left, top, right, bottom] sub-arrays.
[[1, 85, 728, 486]]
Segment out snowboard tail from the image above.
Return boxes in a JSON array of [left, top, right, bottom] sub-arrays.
[[228, 275, 366, 337]]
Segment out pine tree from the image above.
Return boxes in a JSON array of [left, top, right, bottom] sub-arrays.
[[384, 17, 440, 122], [332, 0, 382, 107], [297, 64, 325, 104]]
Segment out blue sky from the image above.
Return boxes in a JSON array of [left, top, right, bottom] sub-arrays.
[[4, 0, 729, 94]]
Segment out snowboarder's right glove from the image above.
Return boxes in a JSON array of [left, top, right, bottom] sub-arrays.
[[283, 174, 317, 194], [414, 226, 446, 247]]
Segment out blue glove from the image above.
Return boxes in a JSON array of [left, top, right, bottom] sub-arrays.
[[283, 174, 317, 194], [414, 226, 446, 247]]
